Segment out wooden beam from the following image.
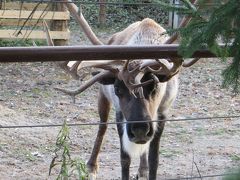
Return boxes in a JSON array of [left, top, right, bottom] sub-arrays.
[[3, 2, 49, 11], [0, 29, 70, 40], [0, 10, 70, 20]]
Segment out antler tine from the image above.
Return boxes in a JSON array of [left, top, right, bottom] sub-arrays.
[[56, 61, 80, 80], [55, 71, 115, 103], [68, 61, 81, 79], [182, 58, 200, 67], [138, 58, 183, 84], [163, 0, 200, 68], [63, 0, 104, 45], [76, 60, 125, 70], [168, 58, 183, 73], [117, 60, 152, 98], [164, 0, 199, 44], [140, 59, 172, 75], [123, 60, 130, 70], [140, 59, 165, 74], [43, 20, 54, 46], [164, 16, 192, 44], [94, 65, 120, 74], [149, 62, 170, 74], [121, 60, 138, 78]]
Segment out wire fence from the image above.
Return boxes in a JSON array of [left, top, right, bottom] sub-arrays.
[[0, 39, 238, 180], [0, 115, 240, 129], [0, 110, 239, 179], [0, 54, 237, 176]]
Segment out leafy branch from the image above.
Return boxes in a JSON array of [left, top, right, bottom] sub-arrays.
[[49, 121, 88, 180], [165, 0, 240, 93]]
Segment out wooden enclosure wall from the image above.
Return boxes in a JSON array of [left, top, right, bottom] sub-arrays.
[[0, 2, 70, 44]]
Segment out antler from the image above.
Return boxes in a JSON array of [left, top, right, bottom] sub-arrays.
[[44, 0, 108, 79], [63, 0, 104, 45], [182, 58, 200, 67], [54, 0, 201, 102], [54, 70, 116, 103], [164, 0, 200, 67], [43, 20, 81, 79]]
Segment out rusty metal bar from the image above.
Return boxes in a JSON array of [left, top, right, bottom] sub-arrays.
[[0, 44, 222, 62]]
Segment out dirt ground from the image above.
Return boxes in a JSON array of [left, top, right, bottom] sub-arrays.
[[0, 29, 240, 180]]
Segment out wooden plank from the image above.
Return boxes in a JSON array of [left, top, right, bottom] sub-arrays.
[[3, 2, 49, 11], [0, 10, 70, 20], [0, 29, 70, 40], [0, 19, 44, 27], [50, 2, 68, 45]]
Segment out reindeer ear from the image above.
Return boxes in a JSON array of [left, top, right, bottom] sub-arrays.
[[92, 71, 116, 85], [98, 77, 116, 85], [156, 70, 179, 82], [156, 75, 172, 82], [144, 72, 172, 83]]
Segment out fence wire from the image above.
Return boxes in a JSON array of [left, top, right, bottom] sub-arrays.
[[164, 172, 239, 180], [0, 115, 239, 129]]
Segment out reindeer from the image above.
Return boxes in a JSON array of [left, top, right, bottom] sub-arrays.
[[51, 1, 199, 179]]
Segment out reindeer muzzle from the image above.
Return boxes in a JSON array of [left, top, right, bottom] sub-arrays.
[[127, 121, 153, 144]]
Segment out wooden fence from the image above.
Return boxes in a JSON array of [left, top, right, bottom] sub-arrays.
[[0, 2, 70, 45]]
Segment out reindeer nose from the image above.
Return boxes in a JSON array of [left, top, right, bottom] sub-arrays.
[[129, 122, 152, 144], [131, 124, 150, 136]]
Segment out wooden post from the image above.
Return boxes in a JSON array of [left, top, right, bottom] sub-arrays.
[[168, 0, 181, 28], [50, 1, 69, 46], [98, 0, 106, 27]]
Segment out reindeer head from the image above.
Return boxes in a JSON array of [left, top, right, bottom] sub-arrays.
[[56, 58, 184, 145]]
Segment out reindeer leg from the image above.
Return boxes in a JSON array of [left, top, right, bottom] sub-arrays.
[[148, 115, 165, 180], [137, 152, 148, 180], [87, 90, 110, 180], [120, 149, 131, 180], [116, 111, 131, 180], [57, 61, 69, 71]]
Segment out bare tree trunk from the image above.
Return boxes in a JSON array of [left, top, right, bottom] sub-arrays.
[[99, 0, 106, 27]]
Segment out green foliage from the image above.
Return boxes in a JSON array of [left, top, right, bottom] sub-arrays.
[[49, 121, 88, 180], [0, 39, 46, 47], [230, 154, 240, 162], [166, 0, 240, 93], [223, 168, 240, 180], [153, 0, 195, 12], [76, 0, 169, 30]]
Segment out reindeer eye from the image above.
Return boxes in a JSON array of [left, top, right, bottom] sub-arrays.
[[114, 86, 124, 96], [145, 83, 156, 93]]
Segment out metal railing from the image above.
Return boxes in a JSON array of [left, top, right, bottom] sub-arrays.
[[0, 44, 221, 62]]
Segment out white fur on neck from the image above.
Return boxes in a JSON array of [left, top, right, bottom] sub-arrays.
[[122, 123, 150, 158], [152, 112, 158, 132]]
